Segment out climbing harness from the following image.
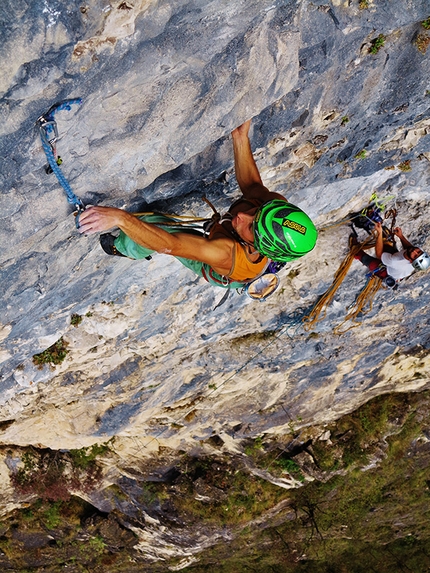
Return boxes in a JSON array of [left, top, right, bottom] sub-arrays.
[[132, 199, 288, 304], [37, 99, 85, 219]]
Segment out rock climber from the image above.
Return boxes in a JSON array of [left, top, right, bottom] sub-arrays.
[[78, 120, 318, 289], [351, 222, 430, 284]]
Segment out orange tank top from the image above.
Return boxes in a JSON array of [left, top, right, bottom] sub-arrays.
[[208, 197, 268, 282], [228, 242, 268, 281]]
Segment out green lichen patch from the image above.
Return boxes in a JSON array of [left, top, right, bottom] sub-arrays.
[[354, 149, 367, 159]]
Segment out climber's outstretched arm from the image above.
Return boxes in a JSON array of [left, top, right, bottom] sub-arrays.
[[231, 119, 286, 203], [78, 206, 233, 274]]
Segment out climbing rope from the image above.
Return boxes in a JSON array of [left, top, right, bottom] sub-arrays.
[[302, 234, 375, 331], [333, 275, 382, 335], [132, 211, 210, 227], [121, 198, 400, 460], [302, 195, 398, 333], [37, 99, 84, 212]]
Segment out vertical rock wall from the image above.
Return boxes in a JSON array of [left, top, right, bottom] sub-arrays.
[[0, 0, 429, 466]]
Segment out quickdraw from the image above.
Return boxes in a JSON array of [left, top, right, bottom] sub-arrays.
[[37, 99, 85, 220]]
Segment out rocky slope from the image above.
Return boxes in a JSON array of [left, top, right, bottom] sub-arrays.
[[1, 0, 430, 565]]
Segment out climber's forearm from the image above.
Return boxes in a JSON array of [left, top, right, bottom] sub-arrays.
[[78, 206, 178, 253], [393, 227, 413, 249], [231, 123, 287, 203], [374, 224, 384, 260], [398, 235, 413, 249], [232, 127, 264, 193], [116, 211, 179, 253]]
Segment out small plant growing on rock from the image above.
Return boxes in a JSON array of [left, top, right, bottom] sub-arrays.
[[398, 160, 412, 172], [69, 442, 113, 470], [341, 116, 349, 126], [415, 33, 430, 54], [422, 17, 430, 30], [355, 149, 367, 160], [71, 313, 83, 327], [274, 457, 305, 482], [369, 34, 385, 54], [359, 0, 369, 9], [244, 436, 264, 458], [33, 337, 69, 368], [43, 501, 62, 529]]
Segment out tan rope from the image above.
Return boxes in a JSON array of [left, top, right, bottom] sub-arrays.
[[201, 195, 219, 215], [333, 275, 382, 335], [132, 195, 219, 226], [302, 234, 377, 332], [132, 211, 209, 222]]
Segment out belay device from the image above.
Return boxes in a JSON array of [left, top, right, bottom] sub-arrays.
[[37, 99, 85, 221]]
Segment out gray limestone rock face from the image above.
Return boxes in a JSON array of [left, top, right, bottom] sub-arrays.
[[0, 1, 430, 555]]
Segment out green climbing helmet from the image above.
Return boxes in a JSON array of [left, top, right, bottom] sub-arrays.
[[253, 200, 318, 262]]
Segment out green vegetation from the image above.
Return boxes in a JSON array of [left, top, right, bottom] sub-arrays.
[[358, 0, 369, 10], [0, 497, 121, 570], [341, 115, 349, 126], [3, 391, 430, 572], [398, 159, 412, 171], [273, 457, 305, 482], [32, 337, 69, 368], [354, 149, 367, 159], [244, 435, 264, 456], [179, 392, 430, 573], [69, 441, 113, 469], [415, 33, 430, 54], [422, 17, 430, 29], [42, 501, 62, 529], [71, 313, 83, 326], [10, 443, 111, 502], [369, 33, 385, 54]]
